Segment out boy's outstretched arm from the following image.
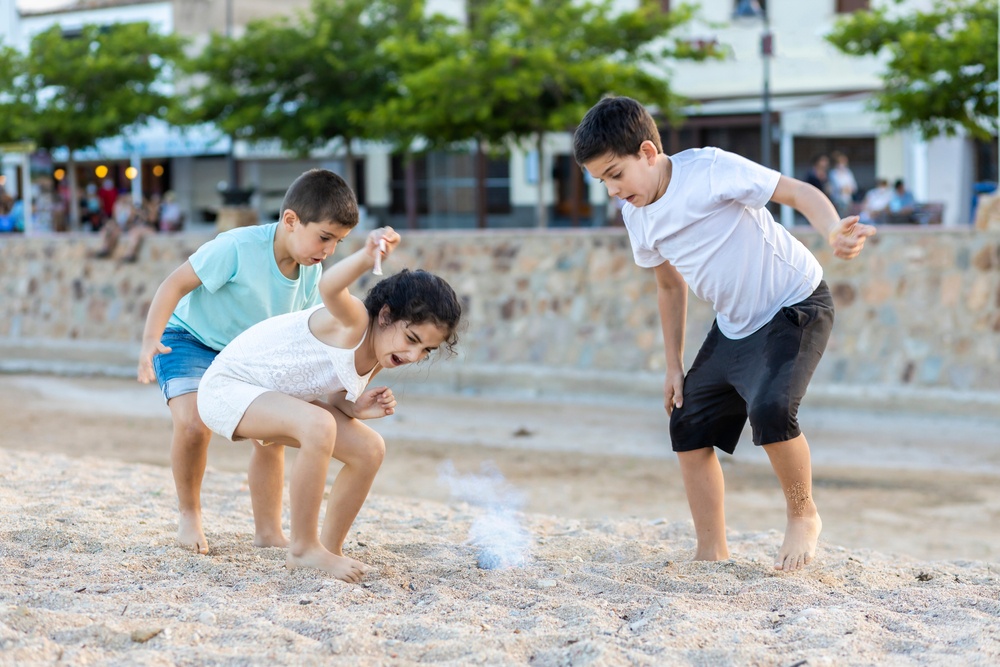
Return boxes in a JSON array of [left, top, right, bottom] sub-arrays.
[[654, 261, 688, 416], [771, 175, 876, 260], [137, 262, 203, 383]]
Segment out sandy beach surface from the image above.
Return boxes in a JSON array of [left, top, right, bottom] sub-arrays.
[[2, 374, 999, 665]]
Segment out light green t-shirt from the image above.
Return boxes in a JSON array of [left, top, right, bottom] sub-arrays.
[[167, 222, 322, 351]]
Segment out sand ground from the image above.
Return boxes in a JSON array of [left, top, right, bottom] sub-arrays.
[[2, 373, 1000, 665], [3, 373, 999, 564]]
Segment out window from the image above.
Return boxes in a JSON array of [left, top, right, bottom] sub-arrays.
[[733, 0, 766, 15], [836, 0, 869, 12], [389, 151, 511, 224]]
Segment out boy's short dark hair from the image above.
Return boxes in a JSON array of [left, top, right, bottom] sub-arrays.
[[573, 96, 663, 166], [281, 169, 359, 228]]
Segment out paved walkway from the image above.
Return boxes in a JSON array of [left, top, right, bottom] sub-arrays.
[[7, 372, 1000, 475]]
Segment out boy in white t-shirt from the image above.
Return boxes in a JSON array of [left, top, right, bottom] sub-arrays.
[[137, 169, 359, 555], [574, 96, 875, 571]]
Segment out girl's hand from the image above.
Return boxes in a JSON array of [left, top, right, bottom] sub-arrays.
[[367, 226, 400, 263], [353, 386, 396, 419]]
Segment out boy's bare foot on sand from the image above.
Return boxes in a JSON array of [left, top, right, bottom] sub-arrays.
[[253, 530, 289, 549], [287, 546, 370, 582], [339, 553, 373, 575], [775, 513, 822, 571], [178, 513, 209, 554], [693, 544, 730, 561]]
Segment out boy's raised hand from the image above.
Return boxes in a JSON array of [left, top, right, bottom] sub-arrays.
[[827, 215, 876, 260], [137, 340, 172, 384], [353, 386, 397, 419]]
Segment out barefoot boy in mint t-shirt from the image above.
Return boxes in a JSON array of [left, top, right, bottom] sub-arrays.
[[137, 169, 359, 555]]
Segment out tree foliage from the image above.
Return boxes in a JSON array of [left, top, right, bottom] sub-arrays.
[[372, 0, 718, 150], [827, 0, 998, 141], [369, 0, 720, 225], [22, 22, 185, 152], [180, 0, 412, 155], [0, 45, 31, 144]]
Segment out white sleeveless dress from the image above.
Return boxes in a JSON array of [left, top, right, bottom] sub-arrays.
[[197, 304, 376, 440]]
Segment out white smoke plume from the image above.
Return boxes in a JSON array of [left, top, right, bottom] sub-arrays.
[[439, 461, 531, 570]]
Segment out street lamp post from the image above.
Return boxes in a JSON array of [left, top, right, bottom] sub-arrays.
[[760, 11, 773, 169], [734, 0, 773, 169], [225, 0, 237, 191]]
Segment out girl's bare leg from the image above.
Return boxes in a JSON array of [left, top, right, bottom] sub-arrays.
[[763, 433, 822, 571], [166, 392, 212, 554], [234, 393, 367, 582], [318, 406, 385, 566], [248, 440, 287, 548], [677, 447, 730, 561]]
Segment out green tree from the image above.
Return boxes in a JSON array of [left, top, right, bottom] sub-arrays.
[[371, 0, 720, 227], [0, 45, 30, 145], [21, 22, 185, 227], [827, 0, 998, 141], [180, 0, 415, 193]]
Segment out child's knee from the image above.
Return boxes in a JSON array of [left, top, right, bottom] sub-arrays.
[[175, 416, 213, 445], [359, 432, 386, 469], [300, 412, 338, 457]]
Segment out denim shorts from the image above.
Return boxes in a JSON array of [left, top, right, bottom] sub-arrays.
[[152, 327, 221, 402]]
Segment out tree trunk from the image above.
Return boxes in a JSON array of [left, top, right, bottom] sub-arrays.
[[405, 153, 418, 230], [344, 139, 356, 194], [536, 133, 548, 228], [475, 138, 487, 229], [570, 156, 581, 227], [67, 151, 80, 230]]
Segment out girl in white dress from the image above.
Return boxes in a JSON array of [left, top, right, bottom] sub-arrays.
[[198, 227, 462, 581]]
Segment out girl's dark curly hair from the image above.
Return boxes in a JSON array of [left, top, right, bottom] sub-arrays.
[[364, 269, 462, 355]]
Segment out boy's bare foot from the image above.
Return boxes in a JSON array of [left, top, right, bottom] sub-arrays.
[[775, 513, 822, 571], [325, 543, 375, 575], [286, 546, 369, 582], [341, 554, 374, 575], [254, 532, 289, 549], [693, 543, 730, 561], [178, 514, 209, 554]]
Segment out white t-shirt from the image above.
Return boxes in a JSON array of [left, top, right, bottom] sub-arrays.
[[623, 147, 822, 339]]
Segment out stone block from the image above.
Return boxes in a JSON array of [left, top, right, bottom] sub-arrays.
[[216, 207, 259, 233], [974, 193, 1000, 231]]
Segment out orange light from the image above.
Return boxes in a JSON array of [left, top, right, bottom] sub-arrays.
[[95, 165, 109, 178], [54, 169, 66, 181], [125, 167, 138, 180], [152, 165, 164, 177]]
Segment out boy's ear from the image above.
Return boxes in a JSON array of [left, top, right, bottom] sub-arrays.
[[281, 209, 300, 228], [640, 140, 659, 164]]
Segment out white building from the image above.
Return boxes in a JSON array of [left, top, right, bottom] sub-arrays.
[[652, 0, 988, 227], [1, 0, 990, 228], [0, 0, 313, 226]]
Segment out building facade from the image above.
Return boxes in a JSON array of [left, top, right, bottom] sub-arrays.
[[1, 0, 992, 229]]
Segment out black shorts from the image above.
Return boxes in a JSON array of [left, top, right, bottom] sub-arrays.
[[669, 281, 834, 454]]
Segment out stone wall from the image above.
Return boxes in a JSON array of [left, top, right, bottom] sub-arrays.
[[1, 226, 998, 403]]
